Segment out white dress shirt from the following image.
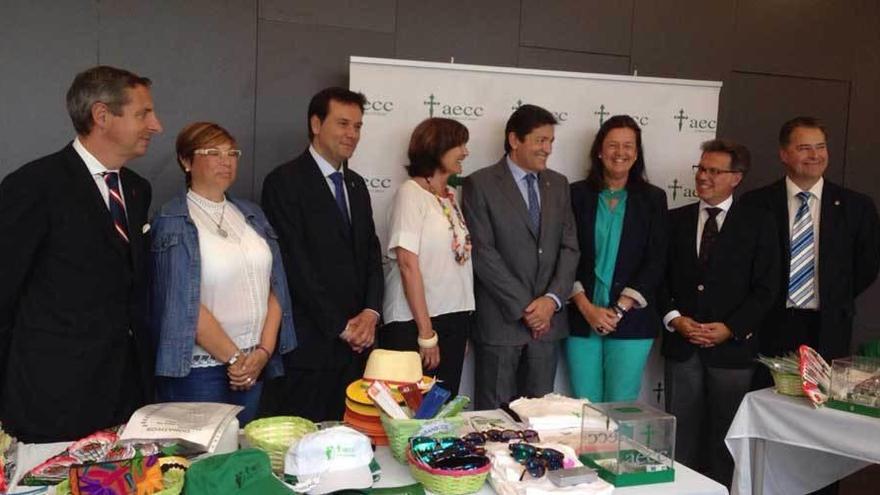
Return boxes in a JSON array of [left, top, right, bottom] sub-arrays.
[[310, 145, 351, 217], [785, 176, 823, 309], [72, 137, 126, 212], [663, 195, 733, 331]]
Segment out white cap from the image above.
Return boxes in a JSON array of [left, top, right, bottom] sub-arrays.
[[283, 426, 377, 494]]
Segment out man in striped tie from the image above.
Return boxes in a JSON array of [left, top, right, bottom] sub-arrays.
[[744, 117, 880, 367], [0, 66, 163, 442]]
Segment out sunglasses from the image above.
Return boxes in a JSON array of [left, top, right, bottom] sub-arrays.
[[462, 429, 540, 445], [508, 443, 565, 479], [410, 437, 488, 471]]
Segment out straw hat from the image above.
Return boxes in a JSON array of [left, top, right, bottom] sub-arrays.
[[362, 349, 422, 383]]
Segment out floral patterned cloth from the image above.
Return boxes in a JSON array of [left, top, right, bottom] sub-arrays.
[[69, 454, 164, 495]]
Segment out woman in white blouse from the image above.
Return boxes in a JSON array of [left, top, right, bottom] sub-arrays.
[[150, 122, 296, 425], [380, 118, 475, 395]]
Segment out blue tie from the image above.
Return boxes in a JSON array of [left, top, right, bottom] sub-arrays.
[[103, 172, 129, 243], [525, 173, 540, 232], [329, 171, 350, 225], [788, 191, 815, 307]]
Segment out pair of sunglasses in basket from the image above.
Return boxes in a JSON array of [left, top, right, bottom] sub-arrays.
[[410, 436, 490, 471], [461, 428, 540, 445], [508, 442, 565, 480]]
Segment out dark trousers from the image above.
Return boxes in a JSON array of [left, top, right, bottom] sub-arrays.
[[474, 339, 559, 410], [258, 352, 366, 422], [754, 308, 822, 389], [378, 311, 472, 397], [665, 353, 754, 488]]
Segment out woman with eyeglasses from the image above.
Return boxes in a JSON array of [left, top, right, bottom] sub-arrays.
[[150, 122, 296, 424], [566, 115, 668, 402]]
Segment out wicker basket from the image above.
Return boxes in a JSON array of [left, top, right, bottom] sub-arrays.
[[243, 416, 317, 474], [406, 448, 489, 495], [380, 413, 465, 463], [771, 371, 805, 396]]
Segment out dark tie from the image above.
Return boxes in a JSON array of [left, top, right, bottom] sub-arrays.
[[525, 173, 541, 232], [103, 172, 129, 243], [698, 207, 721, 268], [329, 171, 351, 225]]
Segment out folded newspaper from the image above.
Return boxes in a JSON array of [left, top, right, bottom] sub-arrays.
[[119, 402, 242, 453]]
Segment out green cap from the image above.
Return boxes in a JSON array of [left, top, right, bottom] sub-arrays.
[[184, 448, 292, 495]]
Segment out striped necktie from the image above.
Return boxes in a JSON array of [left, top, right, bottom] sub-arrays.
[[103, 171, 129, 243], [788, 191, 815, 307]]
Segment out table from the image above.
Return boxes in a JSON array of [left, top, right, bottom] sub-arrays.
[[726, 388, 880, 495], [9, 441, 726, 495], [374, 447, 727, 495]]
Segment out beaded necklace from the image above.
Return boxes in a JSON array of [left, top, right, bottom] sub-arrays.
[[423, 177, 472, 265]]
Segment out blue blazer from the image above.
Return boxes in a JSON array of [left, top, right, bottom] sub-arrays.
[[150, 193, 297, 378], [568, 181, 668, 339], [659, 200, 779, 368]]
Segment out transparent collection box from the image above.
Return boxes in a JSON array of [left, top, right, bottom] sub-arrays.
[[578, 402, 675, 487], [828, 356, 880, 417]]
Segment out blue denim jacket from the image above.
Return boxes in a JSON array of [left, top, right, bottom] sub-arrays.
[[150, 193, 296, 378]]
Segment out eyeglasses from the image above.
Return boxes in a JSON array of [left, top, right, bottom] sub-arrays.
[[462, 429, 540, 445], [508, 443, 565, 479], [692, 165, 739, 177], [410, 437, 488, 471], [194, 148, 242, 158]]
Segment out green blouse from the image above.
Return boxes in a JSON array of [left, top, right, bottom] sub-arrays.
[[592, 188, 628, 307]]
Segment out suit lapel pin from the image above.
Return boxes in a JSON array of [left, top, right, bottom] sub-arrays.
[[142, 223, 151, 234]]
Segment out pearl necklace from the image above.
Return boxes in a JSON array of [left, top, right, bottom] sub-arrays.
[[187, 191, 229, 238]]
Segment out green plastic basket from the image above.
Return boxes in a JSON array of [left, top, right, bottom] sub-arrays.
[[243, 416, 317, 474], [771, 371, 805, 396], [406, 448, 489, 495], [380, 413, 465, 463]]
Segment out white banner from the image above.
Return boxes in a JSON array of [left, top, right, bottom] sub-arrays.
[[349, 56, 721, 407]]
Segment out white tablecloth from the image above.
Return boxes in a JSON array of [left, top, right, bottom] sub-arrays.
[[725, 388, 880, 495], [374, 447, 727, 495], [9, 441, 726, 495]]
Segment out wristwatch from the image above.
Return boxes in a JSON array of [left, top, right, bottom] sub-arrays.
[[226, 350, 242, 367]]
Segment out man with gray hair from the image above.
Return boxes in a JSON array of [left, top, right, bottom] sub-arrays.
[[0, 65, 162, 442]]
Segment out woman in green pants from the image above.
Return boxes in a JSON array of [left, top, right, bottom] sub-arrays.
[[566, 115, 668, 402]]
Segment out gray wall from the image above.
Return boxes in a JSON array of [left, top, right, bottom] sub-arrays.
[[2, 0, 879, 348]]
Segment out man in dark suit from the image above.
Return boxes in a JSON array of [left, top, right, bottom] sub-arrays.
[[742, 117, 880, 366], [660, 139, 779, 486], [260, 87, 383, 422], [0, 66, 162, 442], [462, 104, 579, 410]]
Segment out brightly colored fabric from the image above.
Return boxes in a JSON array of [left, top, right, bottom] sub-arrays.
[[591, 189, 627, 307]]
